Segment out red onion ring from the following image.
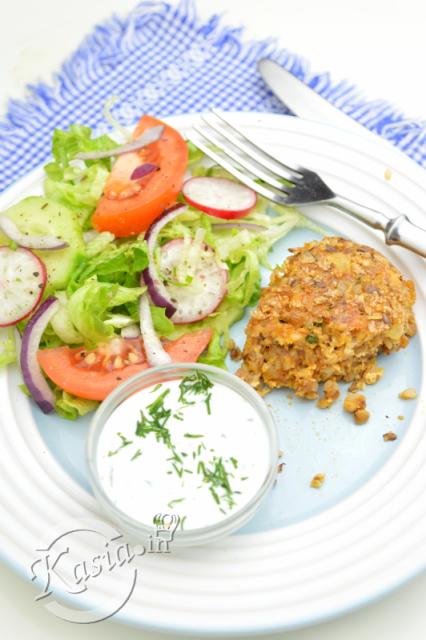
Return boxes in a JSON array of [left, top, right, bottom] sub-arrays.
[[75, 125, 164, 161], [0, 217, 68, 250], [20, 296, 60, 414], [139, 294, 172, 366], [142, 203, 187, 318], [130, 163, 159, 180]]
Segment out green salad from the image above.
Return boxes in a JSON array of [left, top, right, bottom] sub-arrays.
[[0, 114, 321, 419]]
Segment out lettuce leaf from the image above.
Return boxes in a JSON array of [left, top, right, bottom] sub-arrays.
[[44, 125, 117, 228], [198, 331, 229, 369], [49, 125, 117, 171], [150, 305, 175, 337], [68, 279, 145, 345], [55, 390, 99, 421], [85, 232, 115, 258], [67, 238, 149, 292], [50, 291, 83, 344], [0, 329, 16, 367]]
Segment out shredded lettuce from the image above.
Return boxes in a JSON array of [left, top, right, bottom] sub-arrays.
[[55, 390, 99, 421], [85, 232, 115, 258], [187, 141, 205, 166], [0, 329, 16, 367], [44, 125, 117, 227], [103, 96, 132, 143], [49, 124, 117, 171], [198, 331, 229, 369], [150, 306, 175, 337], [50, 292, 83, 345], [156, 195, 324, 361], [67, 237, 149, 292], [68, 279, 145, 345]]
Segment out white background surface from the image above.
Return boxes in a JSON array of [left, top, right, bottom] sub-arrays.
[[0, 0, 425, 638]]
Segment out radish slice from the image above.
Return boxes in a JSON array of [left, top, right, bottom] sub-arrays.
[[0, 247, 47, 327], [20, 296, 60, 414], [75, 125, 164, 161], [0, 217, 68, 250], [139, 294, 172, 366], [158, 239, 228, 324], [142, 204, 187, 317], [183, 177, 256, 219]]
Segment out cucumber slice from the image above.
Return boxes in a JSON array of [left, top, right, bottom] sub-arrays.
[[0, 196, 84, 291]]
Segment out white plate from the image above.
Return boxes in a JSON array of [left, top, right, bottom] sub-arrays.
[[0, 112, 425, 635]]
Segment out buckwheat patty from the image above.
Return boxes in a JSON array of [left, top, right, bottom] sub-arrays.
[[237, 237, 416, 399]]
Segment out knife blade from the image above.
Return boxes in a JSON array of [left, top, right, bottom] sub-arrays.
[[258, 58, 378, 140]]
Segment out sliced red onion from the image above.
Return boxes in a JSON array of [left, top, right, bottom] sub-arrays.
[[121, 324, 141, 339], [130, 163, 159, 180], [142, 203, 187, 318], [20, 296, 60, 414], [75, 125, 164, 161], [212, 222, 266, 232], [0, 217, 68, 250], [139, 294, 172, 366]]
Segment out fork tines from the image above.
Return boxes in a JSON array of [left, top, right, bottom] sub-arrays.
[[188, 110, 306, 206]]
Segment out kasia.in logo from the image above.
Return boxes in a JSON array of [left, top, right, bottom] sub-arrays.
[[30, 515, 179, 623]]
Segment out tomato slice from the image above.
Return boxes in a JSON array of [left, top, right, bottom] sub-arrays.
[[38, 329, 212, 401], [92, 115, 188, 237]]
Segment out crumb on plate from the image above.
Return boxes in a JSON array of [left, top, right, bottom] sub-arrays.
[[343, 393, 366, 414], [354, 408, 370, 425], [228, 339, 242, 362], [310, 473, 326, 489], [399, 388, 417, 400], [383, 431, 398, 441], [317, 379, 340, 409]]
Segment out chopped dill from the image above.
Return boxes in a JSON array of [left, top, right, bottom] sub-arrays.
[[167, 497, 185, 509], [178, 371, 214, 414], [108, 432, 133, 457]]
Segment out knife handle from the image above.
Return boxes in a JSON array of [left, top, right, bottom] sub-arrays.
[[331, 195, 426, 258]]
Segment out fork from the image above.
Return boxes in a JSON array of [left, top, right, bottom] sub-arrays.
[[188, 110, 426, 258]]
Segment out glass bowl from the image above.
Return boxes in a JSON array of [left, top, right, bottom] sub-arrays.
[[86, 363, 279, 547]]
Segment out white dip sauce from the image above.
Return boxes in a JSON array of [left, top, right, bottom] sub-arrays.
[[96, 372, 271, 530]]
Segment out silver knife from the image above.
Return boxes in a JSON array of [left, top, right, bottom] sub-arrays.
[[258, 58, 386, 143]]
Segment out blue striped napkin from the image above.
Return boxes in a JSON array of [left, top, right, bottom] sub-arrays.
[[1, 0, 425, 194]]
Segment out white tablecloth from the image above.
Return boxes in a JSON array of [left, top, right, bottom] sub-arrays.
[[1, 1, 425, 638]]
